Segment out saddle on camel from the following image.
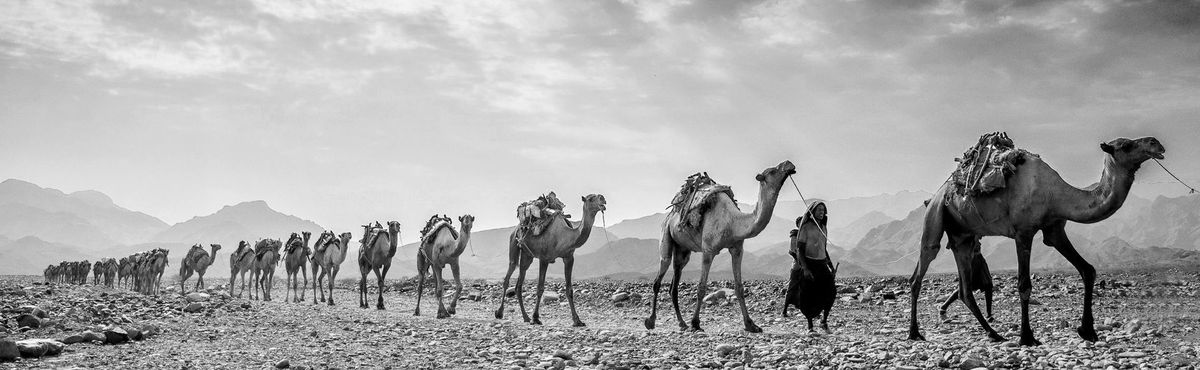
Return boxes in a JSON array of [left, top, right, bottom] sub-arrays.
[[951, 132, 1027, 197], [420, 214, 458, 245], [667, 172, 735, 230], [515, 191, 569, 242]]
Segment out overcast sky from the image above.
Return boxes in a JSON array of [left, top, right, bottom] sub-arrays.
[[2, 0, 1198, 236]]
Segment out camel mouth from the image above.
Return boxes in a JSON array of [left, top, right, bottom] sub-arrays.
[[1151, 152, 1165, 160]]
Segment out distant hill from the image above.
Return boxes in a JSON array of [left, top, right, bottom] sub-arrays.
[[831, 211, 895, 248], [154, 200, 323, 244], [0, 179, 168, 247]]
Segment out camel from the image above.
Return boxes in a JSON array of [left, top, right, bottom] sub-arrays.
[[101, 258, 117, 287], [118, 257, 132, 289], [180, 243, 221, 294], [312, 231, 353, 305], [644, 160, 795, 333], [251, 239, 283, 301], [358, 221, 400, 309], [494, 194, 607, 327], [228, 241, 254, 298], [908, 136, 1165, 346], [284, 232, 312, 303], [415, 214, 475, 318], [93, 260, 104, 285], [142, 249, 169, 296]]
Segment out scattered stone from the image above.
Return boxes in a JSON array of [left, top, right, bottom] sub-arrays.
[[1125, 319, 1143, 334], [18, 305, 49, 319], [186, 292, 210, 302], [62, 334, 84, 344], [553, 349, 572, 360], [882, 291, 897, 300], [16, 313, 42, 328], [716, 343, 739, 357], [275, 359, 290, 368], [704, 288, 734, 304], [541, 292, 560, 304], [104, 327, 130, 344], [612, 292, 630, 302], [1118, 351, 1147, 359], [0, 339, 18, 362], [184, 302, 206, 313], [958, 357, 986, 369], [123, 325, 143, 341], [15, 339, 64, 358], [82, 331, 104, 342]]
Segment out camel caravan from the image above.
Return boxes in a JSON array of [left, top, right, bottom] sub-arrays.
[[36, 133, 1175, 346]]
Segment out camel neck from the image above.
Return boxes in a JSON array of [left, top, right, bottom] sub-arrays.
[[453, 226, 473, 255], [569, 208, 599, 249], [1060, 156, 1135, 224], [733, 180, 782, 240]]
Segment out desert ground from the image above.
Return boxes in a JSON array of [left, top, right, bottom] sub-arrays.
[[1, 267, 1198, 369]]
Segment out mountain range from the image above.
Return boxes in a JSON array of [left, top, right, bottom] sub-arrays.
[[1, 178, 1197, 281]]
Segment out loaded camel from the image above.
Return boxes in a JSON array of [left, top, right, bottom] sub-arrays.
[[494, 194, 607, 327], [180, 243, 221, 294], [644, 160, 795, 333], [415, 214, 475, 318], [311, 231, 353, 305], [228, 241, 254, 298], [283, 232, 312, 303], [358, 221, 400, 309], [251, 239, 282, 301], [908, 136, 1165, 346]]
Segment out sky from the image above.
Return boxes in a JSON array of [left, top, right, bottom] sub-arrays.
[[1, 0, 1198, 236]]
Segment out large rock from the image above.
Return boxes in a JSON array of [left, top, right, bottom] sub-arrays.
[[62, 334, 85, 345], [15, 339, 64, 358], [183, 302, 206, 313], [186, 292, 211, 302], [715, 343, 739, 357], [611, 292, 630, 303], [104, 327, 130, 344], [18, 305, 49, 319], [0, 338, 18, 361], [81, 331, 105, 342], [704, 288, 735, 305], [541, 292, 561, 304], [16, 314, 42, 328]]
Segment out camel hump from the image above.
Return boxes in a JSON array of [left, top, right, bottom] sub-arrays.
[[669, 172, 735, 229], [421, 221, 458, 244], [951, 132, 1029, 197]]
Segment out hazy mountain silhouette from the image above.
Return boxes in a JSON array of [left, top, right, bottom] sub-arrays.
[[0, 179, 168, 247]]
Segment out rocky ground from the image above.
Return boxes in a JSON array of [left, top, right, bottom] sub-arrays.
[[1, 266, 1198, 369]]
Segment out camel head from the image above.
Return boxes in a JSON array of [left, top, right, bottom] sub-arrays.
[[338, 232, 353, 246], [238, 240, 250, 251], [1101, 137, 1165, 169], [581, 194, 608, 214], [458, 214, 475, 230], [387, 221, 402, 233], [754, 160, 797, 185]]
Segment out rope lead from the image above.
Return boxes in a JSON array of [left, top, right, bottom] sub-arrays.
[[1153, 158, 1197, 194]]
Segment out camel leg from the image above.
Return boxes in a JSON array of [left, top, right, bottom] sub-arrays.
[[669, 249, 691, 331], [782, 267, 799, 318], [1015, 233, 1041, 346], [300, 266, 307, 302], [359, 271, 369, 308], [285, 272, 292, 303], [1044, 223, 1097, 342], [327, 267, 338, 306], [908, 197, 947, 341], [494, 253, 518, 319], [375, 266, 386, 310], [197, 272, 205, 292], [180, 270, 190, 295], [564, 256, 584, 327], [644, 232, 676, 330], [311, 263, 320, 304], [415, 257, 428, 316], [939, 283, 961, 322], [434, 263, 450, 319], [689, 252, 715, 332], [950, 236, 1004, 342], [821, 308, 831, 334], [449, 261, 462, 315], [515, 254, 533, 323], [729, 246, 762, 333], [530, 259, 549, 326], [230, 271, 237, 298], [984, 287, 994, 322]]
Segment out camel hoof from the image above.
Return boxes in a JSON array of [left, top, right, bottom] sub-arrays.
[[987, 316, 995, 323], [781, 311, 789, 318], [938, 311, 950, 323], [1019, 335, 1042, 346], [413, 309, 421, 317], [530, 318, 542, 325], [327, 301, 334, 307], [1078, 326, 1098, 342], [447, 307, 456, 315], [494, 310, 504, 319], [908, 331, 926, 341], [572, 321, 586, 328], [745, 322, 763, 334], [643, 317, 656, 330], [436, 311, 450, 319], [376, 305, 385, 310], [689, 326, 704, 333]]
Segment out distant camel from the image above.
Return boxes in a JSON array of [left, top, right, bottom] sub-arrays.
[[415, 214, 475, 318], [251, 238, 282, 301], [228, 241, 254, 298], [284, 232, 312, 303], [312, 231, 353, 305], [358, 221, 399, 310], [180, 244, 221, 294]]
